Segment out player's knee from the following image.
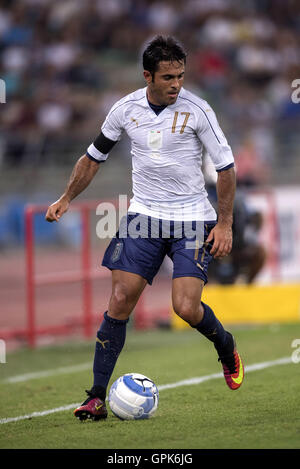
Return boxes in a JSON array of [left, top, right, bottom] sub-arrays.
[[109, 282, 137, 317], [173, 297, 201, 325], [111, 285, 129, 310]]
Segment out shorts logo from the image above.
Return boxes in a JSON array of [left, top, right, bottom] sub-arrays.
[[111, 242, 123, 263]]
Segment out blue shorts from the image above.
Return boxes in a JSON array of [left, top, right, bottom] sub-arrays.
[[102, 213, 216, 285]]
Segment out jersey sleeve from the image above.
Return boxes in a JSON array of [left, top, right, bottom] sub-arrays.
[[86, 100, 125, 163], [101, 101, 124, 142], [195, 102, 234, 172], [86, 133, 118, 163]]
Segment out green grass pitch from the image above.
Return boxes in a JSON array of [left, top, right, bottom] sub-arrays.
[[0, 322, 300, 449]]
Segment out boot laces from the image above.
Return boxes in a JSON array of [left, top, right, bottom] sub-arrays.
[[81, 389, 98, 406], [218, 353, 237, 374]]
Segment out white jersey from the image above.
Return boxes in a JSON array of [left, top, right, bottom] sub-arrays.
[[87, 87, 234, 221]]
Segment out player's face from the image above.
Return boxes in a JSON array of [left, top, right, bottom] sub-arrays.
[[144, 60, 185, 106]]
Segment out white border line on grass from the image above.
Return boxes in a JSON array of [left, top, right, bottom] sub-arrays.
[[3, 363, 91, 383], [0, 356, 292, 425]]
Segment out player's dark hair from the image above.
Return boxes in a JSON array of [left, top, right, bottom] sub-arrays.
[[143, 35, 187, 78]]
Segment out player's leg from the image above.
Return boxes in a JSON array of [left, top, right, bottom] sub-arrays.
[[92, 270, 147, 396], [74, 213, 166, 421], [172, 276, 244, 390], [108, 269, 148, 320], [74, 270, 147, 421], [172, 276, 231, 351], [170, 219, 244, 390]]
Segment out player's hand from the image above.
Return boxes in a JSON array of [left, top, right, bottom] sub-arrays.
[[206, 222, 232, 258], [45, 196, 70, 222]]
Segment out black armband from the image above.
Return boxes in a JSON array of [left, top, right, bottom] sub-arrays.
[[94, 132, 117, 154], [86, 132, 117, 163]]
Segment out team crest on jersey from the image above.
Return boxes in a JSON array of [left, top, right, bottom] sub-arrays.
[[148, 130, 162, 149], [111, 242, 123, 263], [147, 130, 162, 158]]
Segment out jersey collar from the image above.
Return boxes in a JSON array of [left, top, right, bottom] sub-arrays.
[[142, 86, 184, 110]]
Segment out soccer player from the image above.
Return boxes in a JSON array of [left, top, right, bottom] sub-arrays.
[[46, 35, 244, 421]]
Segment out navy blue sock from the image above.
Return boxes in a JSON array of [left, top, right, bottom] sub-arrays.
[[193, 302, 232, 355], [92, 311, 129, 400]]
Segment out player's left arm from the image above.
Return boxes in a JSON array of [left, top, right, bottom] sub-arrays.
[[195, 102, 236, 258], [206, 167, 236, 258]]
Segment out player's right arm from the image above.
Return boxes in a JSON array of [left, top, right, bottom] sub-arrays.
[[45, 132, 118, 222], [46, 95, 125, 223], [45, 154, 100, 222]]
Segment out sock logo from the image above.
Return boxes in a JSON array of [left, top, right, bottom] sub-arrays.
[[206, 328, 217, 336], [96, 338, 109, 349]]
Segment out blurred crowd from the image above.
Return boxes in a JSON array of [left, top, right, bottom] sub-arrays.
[[0, 0, 300, 186]]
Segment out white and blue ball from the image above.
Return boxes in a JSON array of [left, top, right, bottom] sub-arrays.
[[108, 373, 159, 420]]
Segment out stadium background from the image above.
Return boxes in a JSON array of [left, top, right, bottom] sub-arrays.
[[0, 0, 300, 349]]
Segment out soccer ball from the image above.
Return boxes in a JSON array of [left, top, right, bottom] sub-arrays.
[[108, 373, 159, 420]]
